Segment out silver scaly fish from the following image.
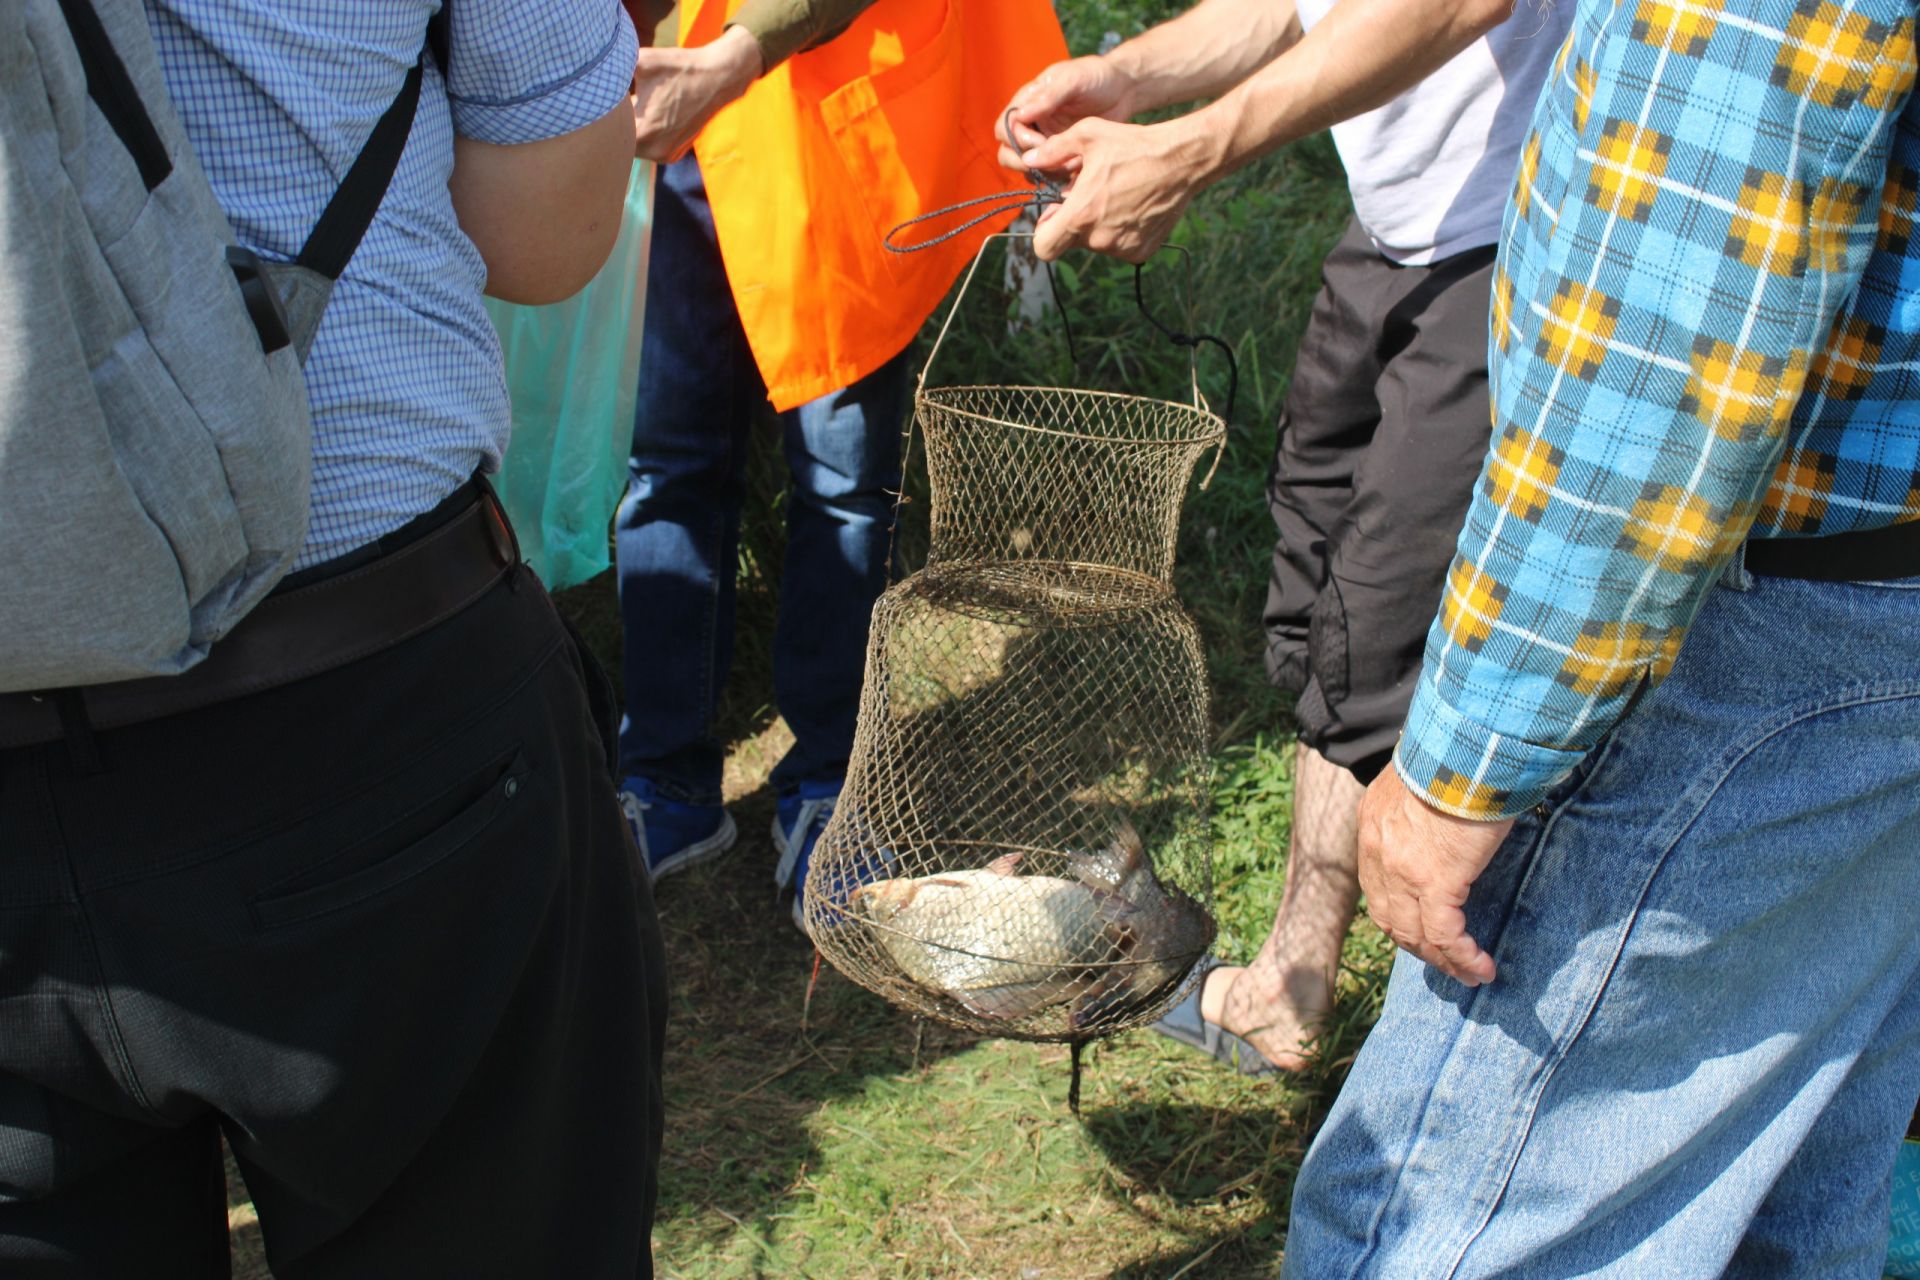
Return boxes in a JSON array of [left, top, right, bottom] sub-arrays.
[[850, 852, 1111, 1021]]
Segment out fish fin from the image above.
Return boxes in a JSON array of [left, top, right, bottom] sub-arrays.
[[1108, 816, 1145, 871], [986, 851, 1023, 876], [1087, 884, 1141, 923], [1070, 969, 1134, 1031]]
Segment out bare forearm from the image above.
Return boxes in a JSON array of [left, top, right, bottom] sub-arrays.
[[1104, 0, 1302, 113], [1184, 0, 1514, 182]]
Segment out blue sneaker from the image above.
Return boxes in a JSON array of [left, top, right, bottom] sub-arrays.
[[774, 783, 898, 935], [619, 776, 737, 885], [772, 782, 839, 934]]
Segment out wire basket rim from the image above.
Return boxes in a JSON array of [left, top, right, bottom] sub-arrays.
[[917, 384, 1227, 449]]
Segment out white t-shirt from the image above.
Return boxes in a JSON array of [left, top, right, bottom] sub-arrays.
[[1297, 0, 1571, 265]]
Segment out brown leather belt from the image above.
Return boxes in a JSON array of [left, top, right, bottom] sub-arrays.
[[0, 486, 519, 750]]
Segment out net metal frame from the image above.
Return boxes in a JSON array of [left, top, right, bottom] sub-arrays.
[[805, 235, 1228, 1042]]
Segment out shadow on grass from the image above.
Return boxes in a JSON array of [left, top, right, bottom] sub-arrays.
[[1104, 1231, 1284, 1280]]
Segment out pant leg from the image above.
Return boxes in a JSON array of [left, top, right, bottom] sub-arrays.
[[616, 151, 762, 800], [1732, 973, 1920, 1277], [768, 349, 910, 793], [1284, 569, 1920, 1280], [0, 1102, 229, 1278], [0, 570, 665, 1278], [1311, 242, 1496, 781], [1264, 219, 1391, 699]]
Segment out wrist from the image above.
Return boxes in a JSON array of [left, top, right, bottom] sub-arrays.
[[708, 24, 765, 93], [1095, 51, 1147, 118], [1163, 110, 1229, 190]]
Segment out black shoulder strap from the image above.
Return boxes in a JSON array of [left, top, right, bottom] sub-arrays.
[[292, 47, 428, 281], [55, 0, 173, 190], [292, 8, 447, 281]]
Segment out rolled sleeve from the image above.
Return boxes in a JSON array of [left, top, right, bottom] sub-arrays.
[[731, 0, 877, 71], [447, 0, 639, 145], [1395, 679, 1589, 820]]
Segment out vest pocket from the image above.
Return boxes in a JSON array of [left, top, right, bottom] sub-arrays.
[[815, 0, 964, 283]]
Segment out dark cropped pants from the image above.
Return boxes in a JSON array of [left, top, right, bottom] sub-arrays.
[[1264, 217, 1498, 782]]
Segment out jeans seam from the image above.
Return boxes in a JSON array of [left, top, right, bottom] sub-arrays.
[[1439, 681, 1920, 1276], [1437, 777, 1633, 1278]]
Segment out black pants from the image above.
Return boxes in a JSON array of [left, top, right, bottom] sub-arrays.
[[0, 567, 665, 1277], [1264, 218, 1498, 782]]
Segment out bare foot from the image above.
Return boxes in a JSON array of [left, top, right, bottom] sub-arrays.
[[1198, 962, 1334, 1073]]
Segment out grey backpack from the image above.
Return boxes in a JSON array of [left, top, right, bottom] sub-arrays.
[[0, 0, 429, 693]]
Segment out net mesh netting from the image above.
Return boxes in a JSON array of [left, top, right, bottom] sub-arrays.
[[804, 373, 1227, 1042]]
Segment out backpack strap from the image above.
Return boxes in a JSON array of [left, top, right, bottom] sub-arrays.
[[293, 44, 431, 281]]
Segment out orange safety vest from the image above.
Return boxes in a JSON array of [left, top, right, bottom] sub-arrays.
[[682, 0, 1067, 410]]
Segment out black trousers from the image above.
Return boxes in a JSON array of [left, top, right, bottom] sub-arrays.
[[0, 566, 665, 1277], [1264, 218, 1498, 782]]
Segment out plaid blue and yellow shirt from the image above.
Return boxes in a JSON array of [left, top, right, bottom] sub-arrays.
[[1397, 0, 1920, 820]]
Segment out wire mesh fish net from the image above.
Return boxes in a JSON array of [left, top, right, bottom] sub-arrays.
[[804, 243, 1228, 1041]]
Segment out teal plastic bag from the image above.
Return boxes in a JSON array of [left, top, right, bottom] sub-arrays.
[[485, 160, 653, 589], [1890, 1139, 1920, 1278]]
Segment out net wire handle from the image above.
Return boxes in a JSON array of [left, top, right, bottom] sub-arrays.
[[918, 233, 1205, 410], [917, 233, 1228, 489]]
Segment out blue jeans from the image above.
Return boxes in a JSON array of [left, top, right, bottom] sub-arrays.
[[616, 154, 908, 803], [1285, 559, 1920, 1278]]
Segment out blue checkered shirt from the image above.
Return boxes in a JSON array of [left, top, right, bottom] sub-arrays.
[[1398, 0, 1920, 820], [148, 1, 638, 569]]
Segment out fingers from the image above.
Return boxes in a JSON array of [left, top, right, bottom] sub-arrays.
[[1030, 199, 1082, 261], [1008, 59, 1096, 124], [1019, 130, 1083, 176], [1418, 893, 1495, 986], [996, 118, 1050, 173]]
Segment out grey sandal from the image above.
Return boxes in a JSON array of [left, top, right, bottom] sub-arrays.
[[1149, 956, 1282, 1077]]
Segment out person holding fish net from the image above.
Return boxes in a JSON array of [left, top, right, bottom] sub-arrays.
[[998, 0, 1570, 1073]]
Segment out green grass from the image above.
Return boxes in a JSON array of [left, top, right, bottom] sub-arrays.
[[229, 5, 1380, 1273]]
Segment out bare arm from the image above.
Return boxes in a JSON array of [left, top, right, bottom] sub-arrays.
[[1185, 0, 1516, 180], [1011, 0, 1518, 261], [1002, 0, 1300, 148], [448, 97, 638, 305], [1103, 0, 1303, 114]]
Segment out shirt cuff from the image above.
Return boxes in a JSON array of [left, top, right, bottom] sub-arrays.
[[449, 15, 640, 146], [1393, 680, 1590, 821]]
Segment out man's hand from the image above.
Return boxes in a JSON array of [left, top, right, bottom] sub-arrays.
[[997, 56, 1138, 170], [1357, 765, 1514, 986], [631, 26, 762, 163], [1016, 116, 1219, 262]]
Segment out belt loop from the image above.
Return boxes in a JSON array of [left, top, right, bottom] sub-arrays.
[[53, 690, 105, 776], [1722, 541, 1755, 593]]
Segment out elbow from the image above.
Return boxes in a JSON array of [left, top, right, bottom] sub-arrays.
[[452, 101, 637, 306], [480, 214, 623, 306]]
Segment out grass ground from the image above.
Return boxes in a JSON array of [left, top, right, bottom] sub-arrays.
[[229, 4, 1380, 1273]]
